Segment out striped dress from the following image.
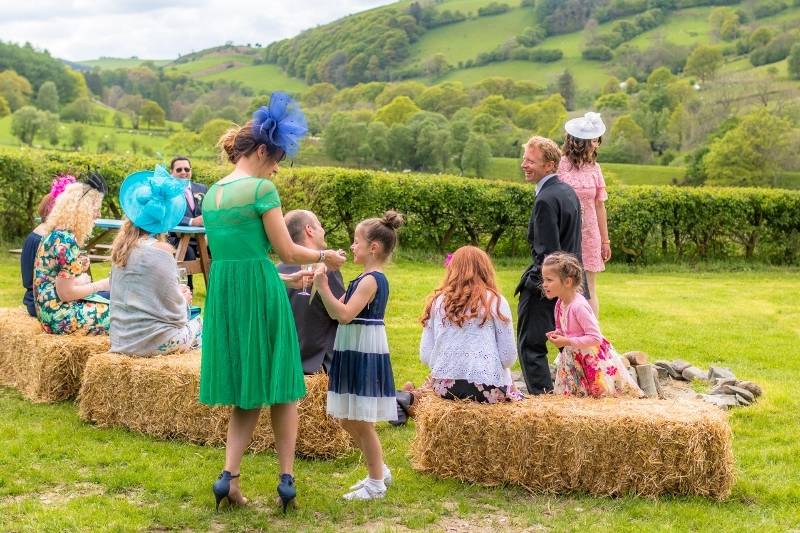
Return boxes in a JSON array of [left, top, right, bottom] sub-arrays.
[[327, 271, 397, 422]]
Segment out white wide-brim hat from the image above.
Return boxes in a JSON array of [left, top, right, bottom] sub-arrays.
[[565, 112, 606, 140]]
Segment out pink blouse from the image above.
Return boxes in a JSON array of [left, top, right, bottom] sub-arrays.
[[553, 293, 603, 349]]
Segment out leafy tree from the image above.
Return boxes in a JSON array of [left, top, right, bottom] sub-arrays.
[[199, 118, 234, 148], [68, 123, 87, 150], [366, 121, 391, 167], [303, 83, 337, 107], [646, 66, 675, 86], [165, 131, 204, 156], [0, 95, 9, 118], [685, 45, 723, 82], [556, 69, 576, 110], [36, 81, 59, 112], [11, 105, 54, 145], [60, 97, 99, 123], [324, 113, 367, 161], [602, 115, 652, 164], [387, 123, 415, 168], [113, 112, 125, 128], [461, 134, 492, 177], [517, 26, 546, 47], [514, 94, 567, 138], [594, 92, 629, 111], [703, 109, 793, 187], [416, 83, 469, 117], [602, 76, 621, 94], [140, 100, 165, 129], [374, 96, 421, 126], [423, 53, 451, 78], [374, 81, 426, 107], [788, 43, 800, 80], [0, 70, 33, 111], [0, 41, 78, 101]]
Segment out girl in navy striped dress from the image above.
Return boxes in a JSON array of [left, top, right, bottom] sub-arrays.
[[313, 210, 403, 500]]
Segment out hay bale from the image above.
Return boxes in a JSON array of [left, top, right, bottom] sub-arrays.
[[0, 307, 110, 402], [410, 394, 734, 500], [78, 350, 352, 458]]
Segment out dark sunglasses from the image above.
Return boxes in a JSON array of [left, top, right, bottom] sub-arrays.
[[174, 167, 191, 173]]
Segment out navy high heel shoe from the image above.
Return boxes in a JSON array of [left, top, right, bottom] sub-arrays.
[[276, 473, 296, 513], [212, 470, 246, 512]]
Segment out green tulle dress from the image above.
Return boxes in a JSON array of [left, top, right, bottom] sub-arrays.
[[199, 176, 306, 408]]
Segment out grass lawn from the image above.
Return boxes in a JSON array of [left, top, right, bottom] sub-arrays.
[[200, 64, 309, 95], [1, 248, 799, 530]]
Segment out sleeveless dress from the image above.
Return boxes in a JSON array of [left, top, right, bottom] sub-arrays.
[[199, 176, 306, 408], [33, 229, 110, 335], [327, 271, 397, 422], [557, 158, 608, 272]]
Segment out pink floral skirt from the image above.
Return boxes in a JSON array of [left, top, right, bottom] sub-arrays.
[[554, 340, 642, 398]]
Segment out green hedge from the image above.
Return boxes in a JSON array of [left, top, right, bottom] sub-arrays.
[[1, 149, 799, 264]]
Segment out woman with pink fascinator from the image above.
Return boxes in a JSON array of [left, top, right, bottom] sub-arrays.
[[20, 174, 76, 316]]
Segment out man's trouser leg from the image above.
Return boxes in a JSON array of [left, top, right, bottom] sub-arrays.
[[517, 286, 555, 394]]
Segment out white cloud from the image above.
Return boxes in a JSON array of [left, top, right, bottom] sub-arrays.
[[0, 0, 393, 61]]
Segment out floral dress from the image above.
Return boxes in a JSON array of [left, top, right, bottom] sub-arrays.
[[33, 229, 110, 335], [557, 158, 608, 272], [552, 295, 641, 398]]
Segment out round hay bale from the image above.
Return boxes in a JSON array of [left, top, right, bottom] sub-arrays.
[[410, 394, 734, 500], [78, 351, 352, 458]]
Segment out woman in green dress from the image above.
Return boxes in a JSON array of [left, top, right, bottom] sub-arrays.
[[201, 92, 345, 512]]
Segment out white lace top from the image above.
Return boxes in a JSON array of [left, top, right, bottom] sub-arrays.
[[420, 294, 518, 387]]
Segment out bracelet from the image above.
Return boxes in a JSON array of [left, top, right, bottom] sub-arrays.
[[318, 249, 326, 263], [602, 240, 611, 244]]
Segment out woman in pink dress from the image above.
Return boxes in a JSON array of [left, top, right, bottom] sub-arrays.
[[558, 112, 611, 317]]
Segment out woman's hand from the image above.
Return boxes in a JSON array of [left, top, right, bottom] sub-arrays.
[[322, 249, 346, 270], [546, 331, 570, 348], [94, 278, 110, 292], [75, 273, 92, 285], [601, 241, 612, 262], [279, 269, 313, 290]]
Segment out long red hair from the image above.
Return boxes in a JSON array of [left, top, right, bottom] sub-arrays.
[[420, 246, 509, 327]]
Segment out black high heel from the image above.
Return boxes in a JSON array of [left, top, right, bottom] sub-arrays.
[[276, 473, 296, 513], [212, 470, 244, 512]]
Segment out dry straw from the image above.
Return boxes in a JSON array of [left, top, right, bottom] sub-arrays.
[[78, 350, 353, 458], [410, 394, 734, 500], [0, 307, 110, 402]]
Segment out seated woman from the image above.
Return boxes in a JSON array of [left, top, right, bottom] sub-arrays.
[[33, 172, 110, 335], [21, 174, 76, 317], [109, 165, 202, 356], [419, 246, 521, 403]]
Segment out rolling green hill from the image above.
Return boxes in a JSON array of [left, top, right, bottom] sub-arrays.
[[78, 58, 170, 69]]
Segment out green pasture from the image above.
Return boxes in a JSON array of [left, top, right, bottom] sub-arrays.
[[0, 116, 177, 156], [199, 64, 309, 95], [1, 250, 799, 530], [77, 58, 170, 70], [167, 54, 256, 76], [436, 59, 609, 90]]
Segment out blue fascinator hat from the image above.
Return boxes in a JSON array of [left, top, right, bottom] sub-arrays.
[[252, 91, 308, 158], [119, 164, 187, 235]]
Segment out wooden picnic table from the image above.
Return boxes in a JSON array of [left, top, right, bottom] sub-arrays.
[[87, 219, 211, 286]]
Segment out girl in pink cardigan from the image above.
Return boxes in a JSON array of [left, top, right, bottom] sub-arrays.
[[541, 252, 641, 398]]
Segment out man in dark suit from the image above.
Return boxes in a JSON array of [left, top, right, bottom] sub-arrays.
[[277, 210, 345, 374], [515, 136, 583, 394], [168, 156, 207, 289]]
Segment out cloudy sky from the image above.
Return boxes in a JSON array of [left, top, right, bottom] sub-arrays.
[[0, 0, 393, 61]]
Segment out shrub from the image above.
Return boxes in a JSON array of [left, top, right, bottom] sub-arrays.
[[583, 46, 614, 61]]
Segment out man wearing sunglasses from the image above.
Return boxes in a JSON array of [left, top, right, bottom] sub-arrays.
[[168, 156, 208, 289]]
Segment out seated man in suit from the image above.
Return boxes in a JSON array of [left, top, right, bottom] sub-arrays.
[[277, 210, 345, 374], [167, 156, 207, 289]]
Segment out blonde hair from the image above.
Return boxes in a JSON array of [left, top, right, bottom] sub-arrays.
[[44, 183, 103, 246], [524, 135, 562, 166], [111, 219, 165, 268]]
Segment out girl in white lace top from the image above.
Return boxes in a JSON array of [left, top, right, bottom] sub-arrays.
[[419, 246, 521, 403]]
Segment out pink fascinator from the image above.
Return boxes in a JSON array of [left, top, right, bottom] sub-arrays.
[[46, 174, 77, 212], [444, 253, 454, 267]]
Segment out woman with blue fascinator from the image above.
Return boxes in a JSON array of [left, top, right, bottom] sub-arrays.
[[108, 165, 203, 357], [199, 92, 346, 512]]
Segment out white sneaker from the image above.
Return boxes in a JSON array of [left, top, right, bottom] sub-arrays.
[[343, 484, 386, 501], [349, 468, 393, 491]]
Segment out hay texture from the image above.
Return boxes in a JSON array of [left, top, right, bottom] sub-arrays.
[[0, 307, 110, 402], [78, 350, 353, 458], [410, 394, 734, 500]]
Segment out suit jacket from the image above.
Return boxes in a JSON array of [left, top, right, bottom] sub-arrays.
[[179, 181, 208, 226], [516, 176, 582, 295]]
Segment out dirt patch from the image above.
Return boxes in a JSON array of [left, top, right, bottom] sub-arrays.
[[0, 482, 105, 506]]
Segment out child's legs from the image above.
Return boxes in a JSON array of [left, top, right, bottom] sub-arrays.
[[340, 419, 384, 480], [586, 271, 599, 317]]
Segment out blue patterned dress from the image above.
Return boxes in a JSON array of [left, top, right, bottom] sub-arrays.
[[327, 271, 397, 422]]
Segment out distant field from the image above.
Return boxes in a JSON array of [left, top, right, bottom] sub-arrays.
[[166, 54, 256, 76], [487, 157, 685, 185], [200, 64, 309, 94], [437, 58, 609, 89], [77, 58, 170, 69]]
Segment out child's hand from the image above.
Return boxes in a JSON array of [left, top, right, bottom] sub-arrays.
[[546, 331, 570, 348], [313, 264, 329, 287], [322, 249, 346, 270]]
